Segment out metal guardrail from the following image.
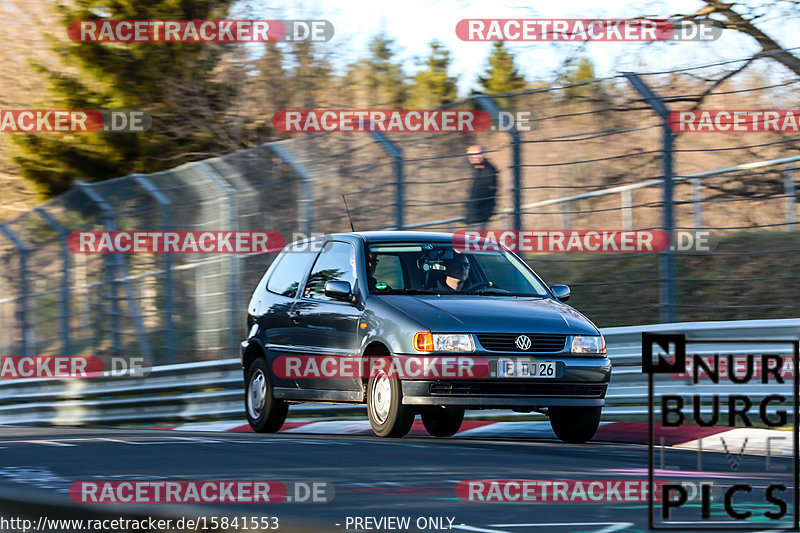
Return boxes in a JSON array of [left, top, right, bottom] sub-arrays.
[[1, 319, 798, 426]]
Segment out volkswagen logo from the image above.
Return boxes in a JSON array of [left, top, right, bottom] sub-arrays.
[[515, 335, 532, 351]]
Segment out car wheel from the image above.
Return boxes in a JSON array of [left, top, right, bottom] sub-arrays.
[[548, 406, 602, 444], [421, 406, 464, 437], [366, 359, 414, 438], [245, 357, 288, 433]]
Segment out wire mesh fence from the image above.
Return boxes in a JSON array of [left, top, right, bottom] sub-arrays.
[[1, 59, 798, 363]]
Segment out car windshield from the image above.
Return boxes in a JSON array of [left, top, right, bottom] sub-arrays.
[[366, 242, 550, 297]]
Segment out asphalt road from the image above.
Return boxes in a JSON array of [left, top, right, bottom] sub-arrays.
[[0, 426, 795, 533]]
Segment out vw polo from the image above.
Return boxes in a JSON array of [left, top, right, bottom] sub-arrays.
[[241, 231, 611, 442]]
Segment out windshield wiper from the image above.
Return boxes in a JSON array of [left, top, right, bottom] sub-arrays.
[[463, 289, 514, 296], [374, 288, 440, 295], [463, 290, 546, 297]]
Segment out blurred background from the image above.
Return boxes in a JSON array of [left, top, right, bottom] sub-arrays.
[[0, 0, 799, 366]]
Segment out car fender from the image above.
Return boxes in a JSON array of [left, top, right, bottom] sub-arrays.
[[359, 297, 428, 355], [240, 328, 268, 368]]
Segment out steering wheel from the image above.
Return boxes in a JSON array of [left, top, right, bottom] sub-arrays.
[[464, 280, 491, 291], [463, 280, 511, 294]]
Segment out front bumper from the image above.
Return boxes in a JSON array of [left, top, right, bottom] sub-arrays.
[[399, 355, 611, 409]]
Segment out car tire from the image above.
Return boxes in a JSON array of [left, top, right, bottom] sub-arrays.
[[421, 407, 464, 437], [245, 357, 288, 433], [366, 358, 415, 438], [548, 406, 602, 444]]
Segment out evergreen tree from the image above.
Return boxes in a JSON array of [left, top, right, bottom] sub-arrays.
[[476, 41, 526, 95], [258, 42, 290, 114], [364, 34, 407, 107], [407, 41, 458, 108], [557, 56, 601, 100], [561, 56, 597, 84], [13, 0, 237, 196], [288, 41, 334, 109]]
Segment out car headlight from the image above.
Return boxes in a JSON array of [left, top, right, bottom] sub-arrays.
[[414, 332, 474, 352], [571, 335, 606, 354]]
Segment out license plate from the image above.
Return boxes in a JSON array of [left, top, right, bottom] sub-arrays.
[[497, 360, 556, 378]]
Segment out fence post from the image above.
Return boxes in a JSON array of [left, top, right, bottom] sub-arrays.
[[476, 95, 522, 231], [195, 165, 241, 353], [268, 141, 315, 235], [370, 130, 404, 229], [784, 163, 797, 231], [561, 201, 571, 230], [33, 208, 71, 357], [133, 175, 175, 362], [76, 181, 152, 359], [691, 178, 704, 229], [623, 72, 676, 323], [621, 189, 633, 230], [0, 224, 33, 356]]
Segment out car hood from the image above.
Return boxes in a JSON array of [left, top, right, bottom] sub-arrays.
[[374, 295, 599, 335]]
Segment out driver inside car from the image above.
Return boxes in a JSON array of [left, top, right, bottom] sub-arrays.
[[433, 253, 471, 292]]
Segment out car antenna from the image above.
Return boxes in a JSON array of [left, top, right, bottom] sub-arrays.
[[342, 194, 356, 232]]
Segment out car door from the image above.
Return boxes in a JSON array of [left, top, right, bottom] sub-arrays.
[[256, 248, 318, 390], [291, 240, 362, 393]]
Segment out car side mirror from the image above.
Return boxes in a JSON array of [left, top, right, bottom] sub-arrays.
[[550, 284, 571, 302], [324, 280, 353, 302]]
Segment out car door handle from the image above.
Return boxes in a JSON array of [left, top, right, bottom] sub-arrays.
[[289, 310, 301, 324]]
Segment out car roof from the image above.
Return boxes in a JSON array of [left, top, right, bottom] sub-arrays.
[[341, 231, 456, 244], [286, 231, 456, 247]]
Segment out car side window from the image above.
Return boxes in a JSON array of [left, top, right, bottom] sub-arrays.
[[266, 250, 316, 297], [303, 241, 358, 300]]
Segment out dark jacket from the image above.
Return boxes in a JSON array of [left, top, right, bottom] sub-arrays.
[[466, 160, 498, 224]]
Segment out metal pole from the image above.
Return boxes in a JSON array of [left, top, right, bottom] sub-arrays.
[[268, 141, 315, 235], [662, 122, 677, 323], [134, 175, 175, 362], [0, 224, 33, 356], [511, 128, 522, 231], [33, 208, 71, 357], [561, 201, 571, 230], [623, 72, 676, 323], [691, 178, 703, 229], [785, 163, 797, 231], [621, 189, 633, 230], [476, 95, 522, 231], [370, 130, 404, 230]]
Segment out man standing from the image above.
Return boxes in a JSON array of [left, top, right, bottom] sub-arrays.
[[465, 145, 498, 230]]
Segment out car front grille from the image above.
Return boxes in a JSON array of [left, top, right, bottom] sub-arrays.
[[476, 333, 567, 352], [429, 381, 606, 397]]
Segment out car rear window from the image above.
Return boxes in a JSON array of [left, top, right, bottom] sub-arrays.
[[266, 250, 316, 297]]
